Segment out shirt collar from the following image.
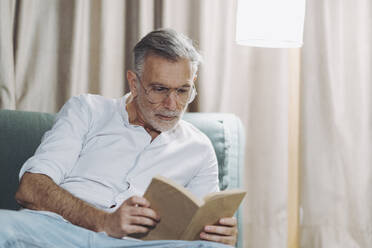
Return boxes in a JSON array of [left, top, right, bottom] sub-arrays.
[[120, 93, 131, 125]]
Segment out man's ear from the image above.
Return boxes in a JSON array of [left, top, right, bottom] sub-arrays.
[[127, 70, 138, 98], [193, 74, 198, 83]]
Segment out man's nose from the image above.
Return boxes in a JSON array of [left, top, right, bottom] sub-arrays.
[[162, 91, 178, 110]]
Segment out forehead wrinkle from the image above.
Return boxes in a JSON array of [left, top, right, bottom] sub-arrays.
[[148, 81, 192, 88]]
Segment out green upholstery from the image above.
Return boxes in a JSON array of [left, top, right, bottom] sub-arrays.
[[0, 109, 245, 248]]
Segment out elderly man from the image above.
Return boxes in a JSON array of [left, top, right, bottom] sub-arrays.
[[0, 29, 237, 248]]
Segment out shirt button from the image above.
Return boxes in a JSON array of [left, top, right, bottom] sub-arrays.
[[125, 181, 130, 190]]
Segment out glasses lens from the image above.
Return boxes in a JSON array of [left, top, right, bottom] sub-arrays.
[[147, 86, 192, 104]]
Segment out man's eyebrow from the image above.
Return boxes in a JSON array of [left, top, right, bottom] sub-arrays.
[[149, 82, 192, 88]]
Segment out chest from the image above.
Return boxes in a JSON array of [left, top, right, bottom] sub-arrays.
[[67, 124, 205, 193]]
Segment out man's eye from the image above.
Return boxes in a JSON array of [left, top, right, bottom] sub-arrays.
[[176, 88, 189, 94], [152, 86, 169, 93]]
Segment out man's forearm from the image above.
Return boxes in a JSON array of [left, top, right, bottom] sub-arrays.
[[15, 172, 107, 232]]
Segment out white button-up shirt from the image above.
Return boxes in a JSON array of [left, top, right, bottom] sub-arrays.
[[20, 94, 219, 212]]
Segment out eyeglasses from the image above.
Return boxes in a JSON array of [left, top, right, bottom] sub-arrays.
[[135, 73, 197, 104]]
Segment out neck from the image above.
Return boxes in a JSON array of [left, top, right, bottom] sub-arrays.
[[126, 98, 161, 141]]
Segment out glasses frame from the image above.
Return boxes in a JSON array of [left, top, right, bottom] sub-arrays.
[[134, 72, 197, 104]]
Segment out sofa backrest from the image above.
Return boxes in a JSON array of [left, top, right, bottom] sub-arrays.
[[0, 110, 55, 210]]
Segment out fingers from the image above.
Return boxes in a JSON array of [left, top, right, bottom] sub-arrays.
[[200, 217, 238, 246], [124, 196, 160, 221], [219, 217, 237, 227], [204, 224, 237, 236], [104, 196, 160, 238], [127, 196, 151, 208], [120, 196, 160, 234], [122, 213, 158, 235], [124, 224, 150, 234], [129, 215, 158, 227], [129, 205, 160, 221], [200, 231, 236, 245]]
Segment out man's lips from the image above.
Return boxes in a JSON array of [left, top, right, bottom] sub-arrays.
[[156, 114, 177, 121]]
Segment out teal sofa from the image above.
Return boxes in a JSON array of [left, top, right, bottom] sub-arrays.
[[0, 109, 245, 248]]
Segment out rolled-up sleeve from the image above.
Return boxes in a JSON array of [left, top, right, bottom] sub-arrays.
[[19, 95, 91, 185]]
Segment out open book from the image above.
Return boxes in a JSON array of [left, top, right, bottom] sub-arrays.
[[129, 175, 246, 241]]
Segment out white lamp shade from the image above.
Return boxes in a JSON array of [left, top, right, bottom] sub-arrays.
[[236, 0, 306, 48]]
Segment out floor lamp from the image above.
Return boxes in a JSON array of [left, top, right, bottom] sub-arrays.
[[236, 0, 306, 247]]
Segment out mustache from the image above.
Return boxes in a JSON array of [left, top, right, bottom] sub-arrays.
[[155, 110, 181, 118]]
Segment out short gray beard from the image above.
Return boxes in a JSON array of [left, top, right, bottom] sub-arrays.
[[135, 94, 187, 132]]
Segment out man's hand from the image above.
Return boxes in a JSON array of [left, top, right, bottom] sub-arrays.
[[103, 196, 160, 238], [200, 217, 237, 246]]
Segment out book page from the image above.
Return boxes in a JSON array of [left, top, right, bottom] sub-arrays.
[[181, 190, 246, 240], [203, 189, 246, 202]]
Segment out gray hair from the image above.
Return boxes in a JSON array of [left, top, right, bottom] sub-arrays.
[[133, 28, 202, 78]]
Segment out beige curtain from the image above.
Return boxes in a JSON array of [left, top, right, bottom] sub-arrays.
[[0, 0, 16, 108], [1, 0, 151, 111], [301, 0, 372, 247]]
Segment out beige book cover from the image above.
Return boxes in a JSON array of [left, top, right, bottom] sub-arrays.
[[130, 175, 246, 241]]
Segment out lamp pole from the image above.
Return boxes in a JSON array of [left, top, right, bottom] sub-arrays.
[[288, 48, 301, 248]]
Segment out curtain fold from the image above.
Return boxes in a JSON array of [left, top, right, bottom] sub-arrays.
[[301, 0, 372, 247], [0, 0, 16, 109]]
